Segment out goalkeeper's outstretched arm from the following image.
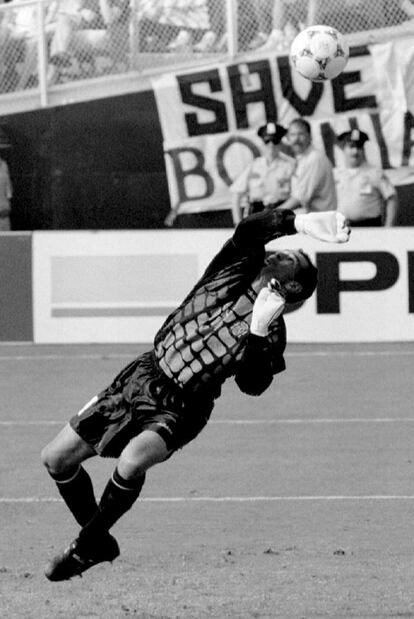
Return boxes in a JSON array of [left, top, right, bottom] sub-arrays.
[[233, 208, 297, 250], [233, 208, 350, 251], [200, 209, 350, 286]]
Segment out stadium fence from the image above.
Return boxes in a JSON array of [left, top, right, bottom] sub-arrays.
[[0, 0, 412, 104]]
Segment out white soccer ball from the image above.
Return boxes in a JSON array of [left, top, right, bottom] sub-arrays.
[[290, 25, 349, 82]]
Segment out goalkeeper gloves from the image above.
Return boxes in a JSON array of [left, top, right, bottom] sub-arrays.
[[294, 211, 350, 243], [250, 281, 286, 337]]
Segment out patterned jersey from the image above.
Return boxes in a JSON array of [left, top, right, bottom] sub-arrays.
[[154, 209, 297, 399]]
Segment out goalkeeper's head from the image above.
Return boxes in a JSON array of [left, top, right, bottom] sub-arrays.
[[261, 249, 318, 304]]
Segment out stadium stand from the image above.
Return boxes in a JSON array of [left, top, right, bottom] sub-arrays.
[[0, 0, 412, 102]]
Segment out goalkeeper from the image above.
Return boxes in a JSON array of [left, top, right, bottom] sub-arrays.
[[41, 208, 350, 582]]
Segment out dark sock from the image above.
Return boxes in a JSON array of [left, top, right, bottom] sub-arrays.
[[78, 468, 145, 546], [52, 466, 98, 526]]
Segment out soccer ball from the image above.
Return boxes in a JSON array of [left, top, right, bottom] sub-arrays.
[[290, 25, 349, 82]]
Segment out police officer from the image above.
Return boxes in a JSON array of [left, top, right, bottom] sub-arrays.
[[334, 129, 399, 227], [230, 121, 296, 225]]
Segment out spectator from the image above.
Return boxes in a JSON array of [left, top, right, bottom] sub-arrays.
[[164, 0, 209, 51], [193, 0, 223, 52], [47, 0, 99, 83], [47, 0, 128, 84], [98, 0, 131, 70], [0, 151, 12, 231], [249, 0, 320, 52], [1, 0, 56, 91], [247, 0, 274, 50], [137, 0, 210, 53], [399, 0, 414, 19], [277, 118, 337, 214], [229, 122, 296, 225], [317, 0, 385, 33], [194, 0, 258, 53], [135, 1, 168, 52], [334, 129, 399, 227], [385, 0, 414, 24]]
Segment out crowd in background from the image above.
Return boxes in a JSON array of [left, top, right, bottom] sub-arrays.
[[0, 0, 131, 89], [137, 0, 414, 53], [0, 0, 413, 89]]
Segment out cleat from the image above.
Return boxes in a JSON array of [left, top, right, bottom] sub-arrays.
[[44, 533, 120, 581]]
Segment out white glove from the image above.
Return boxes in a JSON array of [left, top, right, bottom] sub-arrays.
[[294, 211, 350, 243], [250, 283, 285, 337]]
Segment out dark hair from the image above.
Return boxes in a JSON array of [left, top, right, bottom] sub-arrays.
[[289, 118, 312, 135], [285, 251, 318, 304]]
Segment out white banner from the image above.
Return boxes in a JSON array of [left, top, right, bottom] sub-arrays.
[[152, 35, 414, 216]]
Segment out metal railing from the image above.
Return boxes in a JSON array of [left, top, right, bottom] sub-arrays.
[[0, 0, 413, 107]]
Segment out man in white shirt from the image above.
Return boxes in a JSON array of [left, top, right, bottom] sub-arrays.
[[334, 129, 398, 227], [277, 117, 337, 213]]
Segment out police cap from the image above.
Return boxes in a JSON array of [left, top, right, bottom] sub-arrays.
[[337, 129, 369, 148], [257, 122, 287, 144]]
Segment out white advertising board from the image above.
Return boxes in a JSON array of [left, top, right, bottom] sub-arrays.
[[33, 228, 413, 343]]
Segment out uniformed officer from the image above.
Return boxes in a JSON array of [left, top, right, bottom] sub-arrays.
[[230, 121, 296, 225], [334, 129, 399, 227]]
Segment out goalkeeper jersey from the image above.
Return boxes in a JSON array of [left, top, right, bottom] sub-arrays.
[[154, 209, 297, 399]]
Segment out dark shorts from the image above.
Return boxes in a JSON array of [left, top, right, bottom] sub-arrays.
[[70, 351, 213, 457]]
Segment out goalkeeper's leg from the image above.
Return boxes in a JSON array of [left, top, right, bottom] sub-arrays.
[[41, 424, 98, 525], [77, 430, 170, 546], [44, 430, 171, 581]]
